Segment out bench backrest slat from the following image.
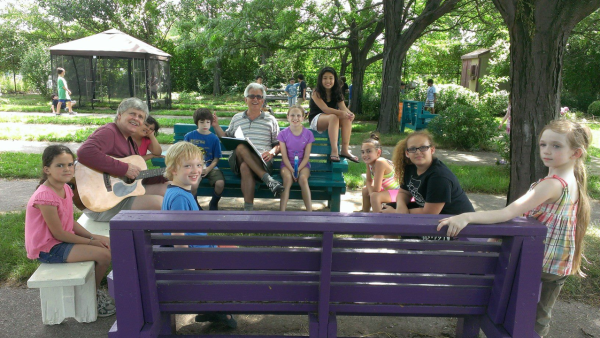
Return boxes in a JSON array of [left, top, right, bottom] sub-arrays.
[[157, 281, 319, 303]]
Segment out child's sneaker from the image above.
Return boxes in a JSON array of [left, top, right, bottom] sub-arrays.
[[97, 300, 116, 317], [97, 289, 115, 306], [69, 111, 78, 115]]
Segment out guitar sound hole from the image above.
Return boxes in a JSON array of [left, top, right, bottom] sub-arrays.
[[123, 177, 135, 184]]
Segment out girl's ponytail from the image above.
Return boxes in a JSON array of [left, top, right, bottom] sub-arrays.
[[571, 123, 592, 276], [573, 159, 590, 276]]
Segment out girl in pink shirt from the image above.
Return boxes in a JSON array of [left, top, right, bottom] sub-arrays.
[[25, 145, 115, 317]]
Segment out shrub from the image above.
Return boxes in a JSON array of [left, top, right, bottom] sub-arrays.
[[20, 42, 51, 97], [588, 101, 600, 116], [434, 84, 479, 114], [398, 82, 479, 115], [479, 90, 509, 116], [494, 133, 510, 164], [427, 104, 498, 151], [358, 85, 381, 121]]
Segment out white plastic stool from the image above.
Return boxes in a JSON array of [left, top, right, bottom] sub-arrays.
[[27, 261, 97, 325]]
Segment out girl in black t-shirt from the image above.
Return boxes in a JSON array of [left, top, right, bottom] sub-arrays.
[[382, 131, 474, 216], [308, 66, 358, 163]]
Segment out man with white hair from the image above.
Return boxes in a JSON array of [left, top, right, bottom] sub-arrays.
[[77, 97, 167, 221], [211, 83, 284, 211]]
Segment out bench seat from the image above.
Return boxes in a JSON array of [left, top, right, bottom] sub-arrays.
[[152, 124, 348, 211], [26, 214, 110, 325], [27, 261, 97, 325]]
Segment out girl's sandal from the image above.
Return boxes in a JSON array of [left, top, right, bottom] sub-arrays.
[[340, 153, 359, 163], [329, 155, 341, 162]]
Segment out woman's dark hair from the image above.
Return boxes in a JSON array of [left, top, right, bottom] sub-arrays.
[[314, 67, 344, 103], [146, 115, 160, 136], [37, 145, 75, 189]]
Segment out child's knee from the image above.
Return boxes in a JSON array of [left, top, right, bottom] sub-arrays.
[[370, 192, 381, 203], [215, 180, 225, 190], [298, 175, 309, 184], [97, 249, 111, 266]]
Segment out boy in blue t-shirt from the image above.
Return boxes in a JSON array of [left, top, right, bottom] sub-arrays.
[[184, 108, 225, 210], [284, 78, 298, 107], [162, 141, 237, 329]]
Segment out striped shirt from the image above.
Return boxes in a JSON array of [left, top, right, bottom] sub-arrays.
[[224, 110, 280, 153], [369, 159, 400, 191], [524, 175, 578, 276]]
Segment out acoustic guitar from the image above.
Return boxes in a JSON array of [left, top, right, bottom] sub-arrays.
[[70, 155, 165, 212]]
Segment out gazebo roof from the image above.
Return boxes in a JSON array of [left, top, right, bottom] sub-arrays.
[[461, 48, 491, 60], [49, 29, 171, 60]]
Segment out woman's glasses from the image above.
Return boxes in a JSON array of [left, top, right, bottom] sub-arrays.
[[406, 145, 431, 153], [247, 94, 264, 100]]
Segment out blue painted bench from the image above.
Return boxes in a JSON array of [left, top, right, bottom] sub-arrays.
[[107, 211, 546, 337], [400, 100, 438, 132], [152, 124, 348, 212]]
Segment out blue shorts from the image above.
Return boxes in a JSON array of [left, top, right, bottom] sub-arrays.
[[37, 242, 75, 263], [58, 99, 71, 104]]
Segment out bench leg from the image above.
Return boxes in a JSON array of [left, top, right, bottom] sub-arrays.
[[329, 193, 341, 212], [309, 313, 319, 337], [38, 269, 97, 325], [456, 316, 482, 338], [328, 313, 337, 338]]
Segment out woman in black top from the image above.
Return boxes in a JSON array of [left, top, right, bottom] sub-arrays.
[[308, 67, 358, 163], [383, 131, 474, 215]]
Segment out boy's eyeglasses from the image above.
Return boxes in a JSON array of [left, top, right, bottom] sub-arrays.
[[247, 94, 264, 100], [407, 145, 431, 153]]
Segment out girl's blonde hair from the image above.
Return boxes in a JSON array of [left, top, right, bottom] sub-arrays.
[[392, 131, 435, 182], [164, 141, 204, 181], [539, 119, 592, 276], [363, 132, 381, 149]]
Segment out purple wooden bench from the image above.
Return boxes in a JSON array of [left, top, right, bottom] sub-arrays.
[[107, 210, 546, 338]]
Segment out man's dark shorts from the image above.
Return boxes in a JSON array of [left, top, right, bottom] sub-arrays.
[[228, 150, 273, 177]]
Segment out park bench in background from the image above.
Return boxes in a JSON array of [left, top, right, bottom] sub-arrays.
[[26, 214, 109, 325], [400, 100, 438, 132], [107, 210, 546, 337], [152, 124, 348, 212]]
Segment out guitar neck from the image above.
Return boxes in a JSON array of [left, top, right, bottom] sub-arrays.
[[137, 167, 166, 180]]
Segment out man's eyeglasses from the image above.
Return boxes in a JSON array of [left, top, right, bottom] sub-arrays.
[[407, 145, 431, 153], [247, 94, 264, 100]]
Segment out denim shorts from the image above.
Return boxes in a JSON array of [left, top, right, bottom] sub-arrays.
[[37, 242, 75, 263]]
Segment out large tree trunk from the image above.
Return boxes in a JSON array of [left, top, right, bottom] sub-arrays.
[[347, 20, 384, 116], [213, 59, 221, 96], [492, 0, 600, 202], [378, 0, 459, 134]]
